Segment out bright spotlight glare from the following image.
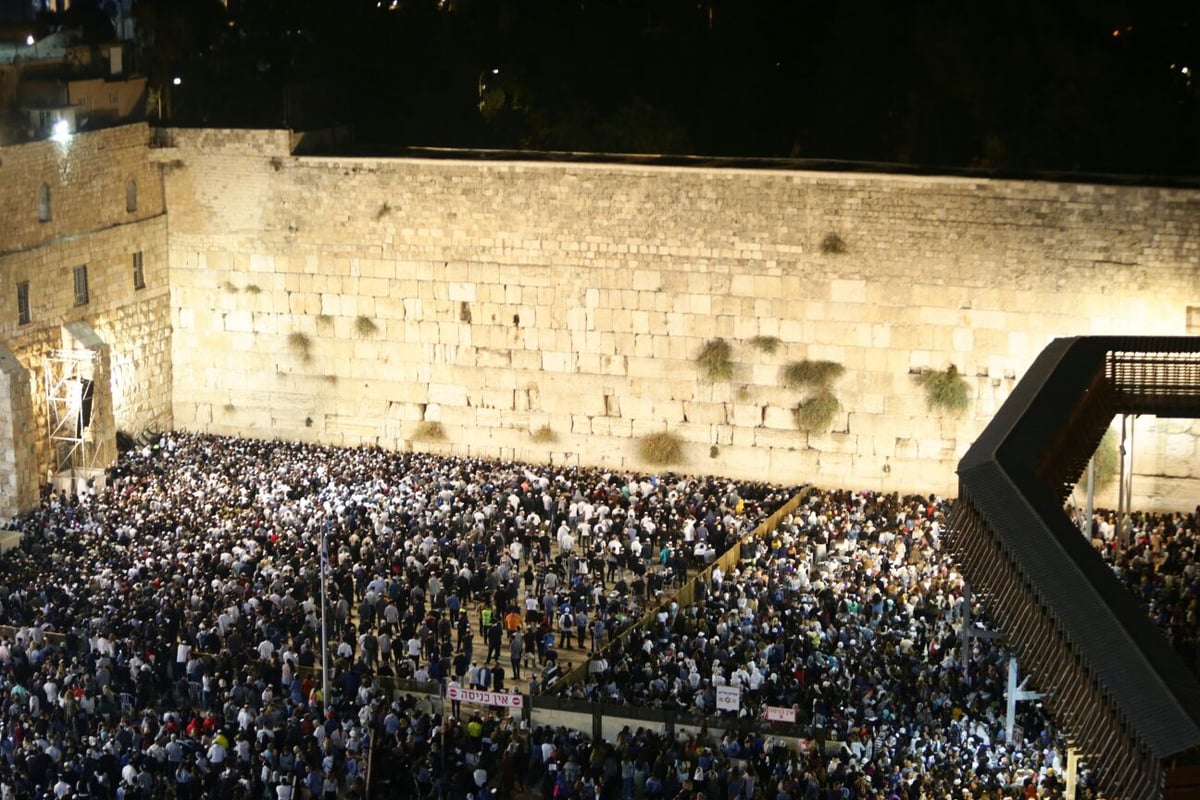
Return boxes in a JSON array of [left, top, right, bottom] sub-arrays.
[[25, 34, 34, 46], [51, 119, 70, 143], [172, 76, 182, 86]]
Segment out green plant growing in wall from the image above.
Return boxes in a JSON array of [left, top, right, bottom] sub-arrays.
[[531, 425, 557, 444], [244, 284, 261, 294], [749, 335, 781, 355], [413, 421, 446, 441], [355, 315, 379, 337], [914, 364, 970, 415], [316, 314, 333, 329], [695, 338, 734, 382], [375, 201, 392, 221], [709, 444, 720, 459], [794, 390, 841, 432], [221, 281, 239, 293], [287, 331, 313, 362], [782, 359, 846, 433], [638, 431, 684, 465], [782, 359, 845, 391], [820, 232, 847, 255], [1092, 428, 1120, 489]]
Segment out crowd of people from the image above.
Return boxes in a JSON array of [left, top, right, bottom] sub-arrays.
[[0, 429, 1193, 799], [553, 488, 1200, 799], [1087, 508, 1200, 675], [0, 431, 789, 799]]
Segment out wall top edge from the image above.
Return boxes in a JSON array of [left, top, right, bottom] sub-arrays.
[[0, 122, 150, 156], [142, 128, 1200, 195]]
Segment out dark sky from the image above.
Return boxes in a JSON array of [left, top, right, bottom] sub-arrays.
[[48, 0, 1200, 175]]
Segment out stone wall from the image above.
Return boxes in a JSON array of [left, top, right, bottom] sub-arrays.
[[0, 123, 171, 517], [160, 130, 1199, 508]]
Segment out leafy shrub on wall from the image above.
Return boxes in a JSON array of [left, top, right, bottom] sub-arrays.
[[695, 338, 734, 382], [638, 431, 684, 465], [1093, 428, 1120, 489], [794, 390, 841, 432], [782, 360, 845, 391], [748, 335, 781, 355], [287, 331, 312, 362], [413, 421, 446, 441], [914, 365, 970, 414], [531, 425, 558, 443], [782, 359, 845, 433], [355, 315, 379, 337]]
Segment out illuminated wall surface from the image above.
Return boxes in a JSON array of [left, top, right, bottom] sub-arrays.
[[0, 124, 169, 517], [1, 123, 1198, 516]]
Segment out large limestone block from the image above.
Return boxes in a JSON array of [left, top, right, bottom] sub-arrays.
[[830, 279, 867, 304], [866, 435, 897, 458], [221, 310, 254, 333], [541, 351, 573, 373], [656, 400, 686, 423], [427, 383, 468, 406], [732, 316, 760, 339], [730, 274, 755, 297], [762, 405, 797, 430], [724, 402, 763, 429], [817, 450, 855, 476], [632, 270, 661, 291], [915, 438, 956, 459], [752, 427, 804, 451], [619, 396, 655, 421], [681, 402, 728, 425]]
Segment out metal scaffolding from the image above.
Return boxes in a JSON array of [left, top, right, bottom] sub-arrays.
[[44, 348, 101, 473]]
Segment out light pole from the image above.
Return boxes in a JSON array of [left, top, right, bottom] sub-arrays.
[[320, 524, 331, 719]]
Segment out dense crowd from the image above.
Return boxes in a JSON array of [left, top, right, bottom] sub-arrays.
[[1087, 508, 1200, 674], [0, 432, 789, 799], [0, 429, 1193, 799], [560, 489, 1105, 799]]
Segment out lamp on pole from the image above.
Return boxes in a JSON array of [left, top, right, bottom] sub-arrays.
[[320, 523, 331, 720]]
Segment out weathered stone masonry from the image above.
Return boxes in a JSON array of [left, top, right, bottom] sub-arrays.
[[161, 129, 1199, 508], [0, 123, 1195, 518], [0, 124, 170, 518]]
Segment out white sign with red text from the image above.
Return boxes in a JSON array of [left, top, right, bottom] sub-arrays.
[[447, 685, 525, 708], [764, 705, 797, 723]]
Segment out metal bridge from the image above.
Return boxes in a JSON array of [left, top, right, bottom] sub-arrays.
[[947, 337, 1200, 800]]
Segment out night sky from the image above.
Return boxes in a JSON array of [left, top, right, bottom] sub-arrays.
[[44, 0, 1200, 175]]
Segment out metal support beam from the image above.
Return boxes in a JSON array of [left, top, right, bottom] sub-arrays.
[[1065, 748, 1080, 800], [1006, 656, 1042, 744], [960, 583, 1002, 683]]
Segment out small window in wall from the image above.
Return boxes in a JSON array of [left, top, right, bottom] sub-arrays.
[[125, 179, 137, 213], [16, 281, 30, 325], [1189, 306, 1200, 335], [132, 251, 145, 290], [73, 265, 89, 306], [38, 183, 50, 222]]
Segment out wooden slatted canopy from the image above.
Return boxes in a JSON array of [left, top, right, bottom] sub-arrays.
[[947, 337, 1200, 799]]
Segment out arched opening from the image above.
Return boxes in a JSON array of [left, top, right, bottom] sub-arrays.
[[125, 179, 137, 213], [38, 183, 51, 222]]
